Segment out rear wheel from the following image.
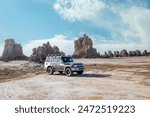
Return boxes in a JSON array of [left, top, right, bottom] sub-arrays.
[[47, 67, 54, 75], [77, 71, 83, 75], [65, 68, 73, 76]]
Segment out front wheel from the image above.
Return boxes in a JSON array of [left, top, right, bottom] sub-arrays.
[[65, 68, 73, 76], [47, 67, 54, 75], [77, 71, 83, 75]]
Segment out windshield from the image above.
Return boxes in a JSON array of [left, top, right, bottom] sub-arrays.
[[62, 57, 73, 62]]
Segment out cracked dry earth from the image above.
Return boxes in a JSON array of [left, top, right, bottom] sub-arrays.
[[0, 57, 150, 100]]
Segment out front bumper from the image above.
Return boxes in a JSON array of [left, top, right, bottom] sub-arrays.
[[71, 67, 84, 71]]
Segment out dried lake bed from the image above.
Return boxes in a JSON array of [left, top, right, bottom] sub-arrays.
[[0, 57, 150, 100]]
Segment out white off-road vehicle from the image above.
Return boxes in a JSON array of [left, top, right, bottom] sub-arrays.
[[44, 55, 84, 76]]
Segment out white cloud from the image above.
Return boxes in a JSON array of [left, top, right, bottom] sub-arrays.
[[54, 0, 106, 22], [91, 35, 150, 54], [0, 43, 4, 56], [53, 0, 150, 51], [120, 7, 150, 44], [23, 35, 74, 56]]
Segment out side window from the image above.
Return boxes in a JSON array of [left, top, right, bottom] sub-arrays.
[[57, 59, 60, 62], [53, 59, 57, 62]]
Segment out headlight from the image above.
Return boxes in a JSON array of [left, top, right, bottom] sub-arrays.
[[73, 65, 78, 68]]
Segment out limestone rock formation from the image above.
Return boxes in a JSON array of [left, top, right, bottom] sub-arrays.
[[60, 51, 65, 56], [108, 50, 113, 58], [1, 39, 27, 61], [53, 46, 60, 55], [120, 49, 128, 57], [29, 42, 63, 63], [129, 50, 142, 56], [114, 51, 120, 57], [135, 50, 142, 56], [73, 34, 100, 58], [143, 50, 149, 56], [101, 52, 109, 58], [129, 51, 136, 56]]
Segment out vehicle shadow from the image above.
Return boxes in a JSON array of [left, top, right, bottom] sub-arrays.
[[74, 73, 111, 78], [54, 73, 111, 78]]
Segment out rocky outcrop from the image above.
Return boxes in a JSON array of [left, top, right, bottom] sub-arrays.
[[114, 51, 120, 57], [1, 39, 27, 62], [108, 50, 113, 58], [100, 51, 113, 58], [135, 50, 142, 56], [120, 49, 128, 57], [101, 52, 109, 58], [129, 50, 142, 56], [73, 34, 100, 58], [129, 51, 136, 56], [29, 42, 64, 63], [143, 50, 149, 56], [53, 46, 60, 55]]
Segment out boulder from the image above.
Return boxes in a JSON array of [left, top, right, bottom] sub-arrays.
[[1, 39, 27, 62], [120, 49, 128, 57], [73, 34, 100, 58], [29, 42, 64, 63], [21, 62, 42, 68]]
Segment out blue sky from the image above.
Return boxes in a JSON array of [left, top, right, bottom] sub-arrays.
[[0, 0, 150, 56]]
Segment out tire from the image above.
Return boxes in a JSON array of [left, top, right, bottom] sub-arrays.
[[47, 67, 54, 75], [77, 71, 83, 75], [65, 68, 73, 76]]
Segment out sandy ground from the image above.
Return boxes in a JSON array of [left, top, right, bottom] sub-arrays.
[[0, 56, 150, 100]]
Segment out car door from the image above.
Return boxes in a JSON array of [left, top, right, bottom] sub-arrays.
[[56, 59, 64, 71], [55, 58, 60, 71], [51, 58, 57, 69]]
